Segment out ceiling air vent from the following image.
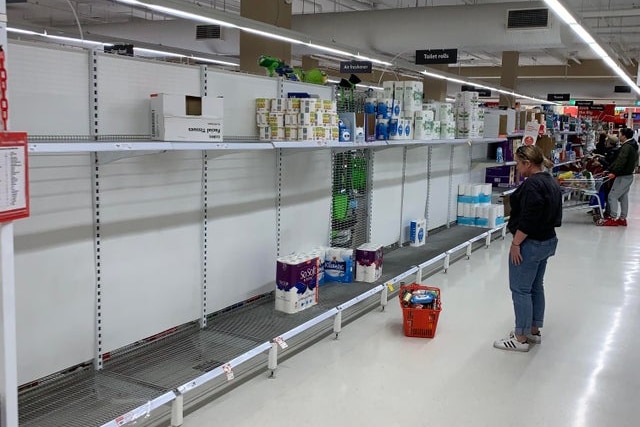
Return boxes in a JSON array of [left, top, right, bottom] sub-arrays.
[[507, 8, 549, 29], [196, 25, 221, 40]]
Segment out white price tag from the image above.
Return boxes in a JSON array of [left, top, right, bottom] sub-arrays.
[[274, 336, 289, 349], [222, 363, 235, 381]]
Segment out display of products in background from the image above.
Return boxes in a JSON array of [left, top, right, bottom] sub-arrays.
[[256, 98, 339, 141], [457, 184, 504, 228], [257, 88, 491, 142]]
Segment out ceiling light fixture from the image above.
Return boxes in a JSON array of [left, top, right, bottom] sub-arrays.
[[113, 0, 394, 68], [420, 70, 555, 104], [8, 27, 238, 67], [111, 0, 549, 104], [544, 0, 640, 95], [8, 27, 112, 47]]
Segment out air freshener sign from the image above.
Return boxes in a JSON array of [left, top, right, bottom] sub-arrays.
[[340, 61, 372, 74], [0, 132, 29, 223]]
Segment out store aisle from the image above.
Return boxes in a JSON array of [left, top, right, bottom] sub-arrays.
[[182, 185, 640, 427]]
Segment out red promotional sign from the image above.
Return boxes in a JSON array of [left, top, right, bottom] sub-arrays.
[[0, 132, 29, 223], [577, 104, 616, 121]]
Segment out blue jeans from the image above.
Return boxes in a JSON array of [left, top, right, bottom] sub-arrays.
[[509, 237, 558, 336]]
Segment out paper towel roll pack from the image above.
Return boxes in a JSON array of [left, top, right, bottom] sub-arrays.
[[355, 243, 384, 283], [456, 183, 503, 227], [275, 254, 320, 314], [410, 219, 427, 247], [255, 98, 340, 142]]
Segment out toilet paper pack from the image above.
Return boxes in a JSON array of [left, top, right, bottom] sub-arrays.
[[324, 248, 354, 283], [355, 243, 383, 283], [403, 81, 424, 112], [275, 255, 319, 314]]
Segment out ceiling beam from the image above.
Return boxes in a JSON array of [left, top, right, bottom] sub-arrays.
[[581, 8, 640, 19], [454, 59, 637, 79]]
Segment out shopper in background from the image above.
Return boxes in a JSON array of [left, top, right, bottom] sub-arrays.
[[593, 132, 608, 156], [494, 145, 563, 352], [599, 127, 639, 227]]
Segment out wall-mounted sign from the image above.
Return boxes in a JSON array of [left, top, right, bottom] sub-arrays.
[[547, 93, 570, 101], [575, 100, 594, 107], [415, 49, 458, 65], [461, 85, 491, 97], [0, 132, 29, 223], [339, 61, 372, 74]]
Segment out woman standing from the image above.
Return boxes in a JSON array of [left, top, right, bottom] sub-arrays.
[[494, 145, 563, 352]]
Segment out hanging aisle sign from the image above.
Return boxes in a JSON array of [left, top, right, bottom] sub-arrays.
[[415, 49, 458, 65], [0, 133, 29, 223], [339, 61, 372, 74]]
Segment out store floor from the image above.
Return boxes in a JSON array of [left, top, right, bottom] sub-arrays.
[[182, 184, 640, 427]]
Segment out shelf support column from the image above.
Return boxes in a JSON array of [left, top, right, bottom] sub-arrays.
[[423, 64, 447, 102], [239, 0, 292, 75], [0, 223, 19, 427], [499, 51, 519, 109]]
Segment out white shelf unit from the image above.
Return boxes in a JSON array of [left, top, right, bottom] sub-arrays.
[[4, 40, 505, 425]]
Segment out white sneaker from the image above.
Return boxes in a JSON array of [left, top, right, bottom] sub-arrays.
[[493, 332, 530, 352], [527, 331, 542, 344]]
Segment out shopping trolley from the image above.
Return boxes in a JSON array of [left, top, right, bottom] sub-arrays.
[[557, 173, 611, 223]]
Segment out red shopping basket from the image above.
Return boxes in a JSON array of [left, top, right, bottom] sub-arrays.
[[399, 283, 442, 338]]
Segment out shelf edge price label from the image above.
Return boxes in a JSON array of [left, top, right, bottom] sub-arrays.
[[386, 282, 394, 292], [274, 336, 288, 349], [222, 363, 235, 381]]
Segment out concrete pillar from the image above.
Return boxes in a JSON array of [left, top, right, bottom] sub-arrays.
[[240, 0, 292, 75], [499, 51, 519, 108], [423, 64, 448, 102]]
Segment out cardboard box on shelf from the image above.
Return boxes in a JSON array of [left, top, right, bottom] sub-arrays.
[[150, 93, 224, 141]]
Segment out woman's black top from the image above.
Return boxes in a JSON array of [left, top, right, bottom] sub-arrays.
[[507, 172, 563, 241]]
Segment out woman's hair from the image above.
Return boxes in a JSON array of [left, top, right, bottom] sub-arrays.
[[515, 144, 554, 169], [598, 133, 607, 145]]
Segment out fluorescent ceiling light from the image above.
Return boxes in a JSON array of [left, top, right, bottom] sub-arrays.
[[570, 23, 595, 45], [8, 27, 238, 67], [7, 28, 39, 36], [588, 43, 609, 58], [355, 55, 392, 66], [8, 27, 111, 46], [112, 1, 395, 69], [545, 0, 640, 95], [420, 70, 555, 104], [356, 84, 383, 91], [243, 28, 304, 45], [306, 43, 352, 57], [544, 0, 577, 25], [134, 47, 238, 66]]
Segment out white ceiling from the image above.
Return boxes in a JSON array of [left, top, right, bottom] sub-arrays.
[[4, 0, 640, 100]]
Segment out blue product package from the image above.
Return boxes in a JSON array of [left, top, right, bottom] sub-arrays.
[[364, 99, 376, 114], [411, 293, 434, 304], [389, 119, 399, 136], [324, 258, 354, 283]]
